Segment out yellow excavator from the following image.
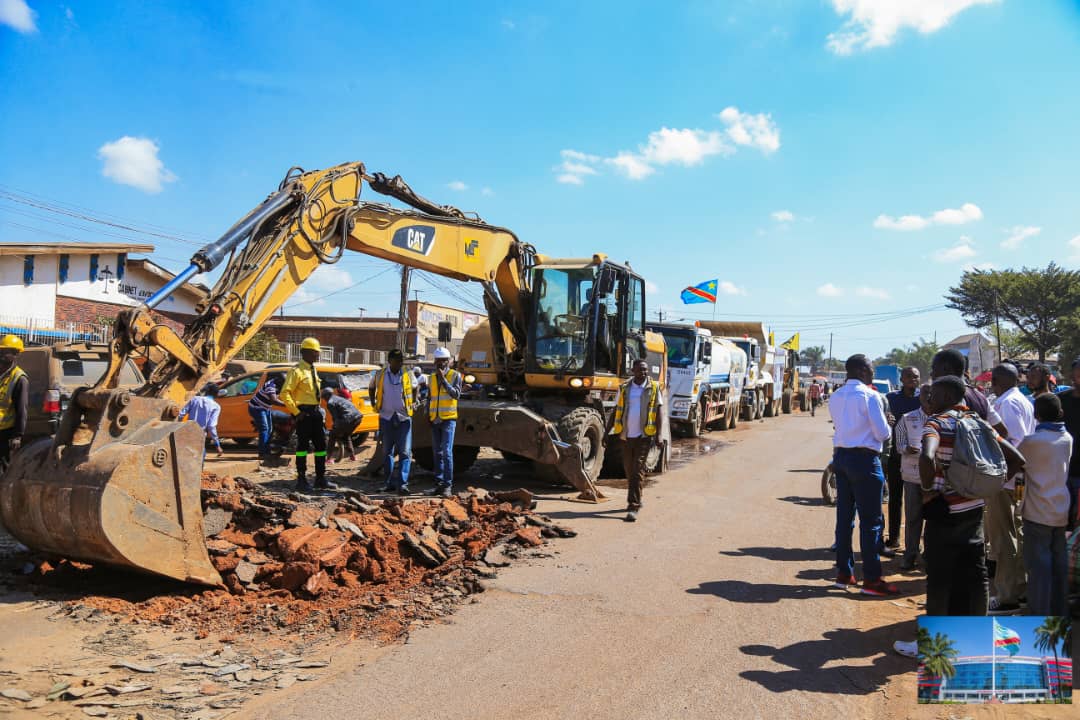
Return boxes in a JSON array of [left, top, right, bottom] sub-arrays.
[[0, 162, 669, 586]]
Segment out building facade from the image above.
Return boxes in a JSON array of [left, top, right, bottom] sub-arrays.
[[919, 656, 1072, 703], [407, 299, 485, 359], [942, 332, 998, 377]]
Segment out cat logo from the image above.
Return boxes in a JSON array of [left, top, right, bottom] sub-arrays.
[[464, 238, 479, 260], [391, 225, 436, 256]]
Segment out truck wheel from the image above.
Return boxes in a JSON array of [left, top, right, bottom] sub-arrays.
[[691, 401, 709, 437], [754, 395, 765, 420], [556, 407, 606, 483], [742, 397, 753, 422], [728, 402, 738, 429], [714, 403, 730, 431], [782, 390, 793, 414], [763, 396, 775, 417]]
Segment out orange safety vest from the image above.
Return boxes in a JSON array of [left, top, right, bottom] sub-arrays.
[[613, 377, 659, 437]]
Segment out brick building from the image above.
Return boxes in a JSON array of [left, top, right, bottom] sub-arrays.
[[260, 317, 407, 364], [0, 242, 207, 337]]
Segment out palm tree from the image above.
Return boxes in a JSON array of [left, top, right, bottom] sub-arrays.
[[919, 631, 959, 701], [1034, 617, 1067, 703]]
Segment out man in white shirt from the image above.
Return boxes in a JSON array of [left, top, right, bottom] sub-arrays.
[[829, 354, 899, 596], [987, 363, 1034, 614], [613, 359, 665, 523]]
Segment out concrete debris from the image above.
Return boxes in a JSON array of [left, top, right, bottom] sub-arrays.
[[105, 683, 152, 695], [276, 675, 297, 689], [0, 688, 32, 701], [110, 661, 158, 674], [81, 707, 109, 717]]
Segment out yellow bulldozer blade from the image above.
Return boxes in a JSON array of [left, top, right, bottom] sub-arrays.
[[0, 391, 222, 587]]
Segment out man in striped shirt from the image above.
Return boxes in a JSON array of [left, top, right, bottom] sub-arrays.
[[919, 375, 1024, 616], [248, 374, 288, 461]]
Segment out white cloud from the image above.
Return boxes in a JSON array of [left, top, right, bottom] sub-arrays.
[[447, 180, 468, 191], [874, 202, 982, 231], [817, 283, 844, 297], [97, 136, 177, 194], [0, 0, 37, 33], [855, 286, 890, 300], [772, 210, 794, 223], [1068, 236, 1080, 264], [932, 237, 978, 263], [307, 264, 354, 291], [1000, 225, 1041, 250], [554, 107, 778, 185], [718, 280, 746, 296], [645, 280, 660, 295], [826, 0, 997, 55], [717, 107, 780, 154], [480, 187, 494, 197]]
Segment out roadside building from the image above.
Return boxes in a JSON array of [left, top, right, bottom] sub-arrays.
[[407, 300, 485, 359], [918, 655, 1072, 703], [0, 242, 207, 343], [942, 332, 998, 377]]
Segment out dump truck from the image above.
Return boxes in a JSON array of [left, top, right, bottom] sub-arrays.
[[695, 321, 783, 420], [645, 322, 746, 436], [0, 162, 670, 586]]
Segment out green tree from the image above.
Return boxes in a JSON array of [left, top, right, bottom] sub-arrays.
[[237, 330, 285, 363], [1035, 616, 1068, 702], [991, 324, 1028, 360], [919, 631, 959, 702], [945, 263, 1080, 361], [801, 345, 825, 368]]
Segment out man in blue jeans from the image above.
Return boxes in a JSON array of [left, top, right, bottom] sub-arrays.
[[368, 349, 416, 495], [248, 375, 288, 462], [426, 347, 463, 497], [830, 354, 901, 597]]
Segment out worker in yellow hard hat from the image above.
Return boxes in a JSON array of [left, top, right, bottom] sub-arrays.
[[0, 334, 28, 473], [280, 337, 330, 491]]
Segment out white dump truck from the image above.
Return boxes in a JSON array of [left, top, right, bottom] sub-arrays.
[[647, 322, 747, 437]]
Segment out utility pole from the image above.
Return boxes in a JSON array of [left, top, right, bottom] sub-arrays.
[[828, 332, 833, 375], [395, 267, 411, 354]]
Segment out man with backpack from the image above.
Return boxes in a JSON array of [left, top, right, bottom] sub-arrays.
[[919, 375, 1025, 616]]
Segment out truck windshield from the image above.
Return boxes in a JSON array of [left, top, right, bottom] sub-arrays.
[[660, 331, 696, 368], [532, 267, 595, 373]]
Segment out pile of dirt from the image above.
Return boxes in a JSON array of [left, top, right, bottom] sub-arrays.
[[9, 474, 575, 642]]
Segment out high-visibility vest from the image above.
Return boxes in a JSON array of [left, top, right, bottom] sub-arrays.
[[612, 377, 659, 438], [374, 368, 414, 417], [0, 366, 26, 431], [428, 369, 460, 422]]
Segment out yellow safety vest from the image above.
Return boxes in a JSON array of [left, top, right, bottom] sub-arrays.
[[0, 366, 26, 431], [428, 368, 459, 422], [374, 368, 414, 417], [612, 377, 659, 437]]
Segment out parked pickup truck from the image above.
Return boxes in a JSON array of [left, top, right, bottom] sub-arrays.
[[647, 322, 747, 437], [16, 342, 145, 438]]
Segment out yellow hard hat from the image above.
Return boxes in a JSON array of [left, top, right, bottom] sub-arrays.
[[0, 334, 24, 352], [300, 337, 321, 352]]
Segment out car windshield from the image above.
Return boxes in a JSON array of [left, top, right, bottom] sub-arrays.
[[220, 374, 260, 397], [532, 267, 595, 372], [660, 331, 696, 368]]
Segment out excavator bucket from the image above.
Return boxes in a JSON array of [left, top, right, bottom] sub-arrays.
[[0, 391, 222, 587]]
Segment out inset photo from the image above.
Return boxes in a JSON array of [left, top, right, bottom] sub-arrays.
[[917, 616, 1072, 704]]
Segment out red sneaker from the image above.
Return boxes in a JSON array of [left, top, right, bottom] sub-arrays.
[[861, 578, 900, 597]]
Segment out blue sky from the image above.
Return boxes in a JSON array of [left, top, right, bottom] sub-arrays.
[[919, 615, 1068, 658], [2, 1, 1080, 358]]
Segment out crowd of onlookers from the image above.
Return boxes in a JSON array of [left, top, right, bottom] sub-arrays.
[[826, 349, 1077, 625]]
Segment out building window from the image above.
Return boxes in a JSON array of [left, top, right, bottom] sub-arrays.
[[89, 254, 99, 282], [287, 333, 305, 343], [59, 254, 69, 284], [117, 253, 126, 280], [23, 255, 34, 285]]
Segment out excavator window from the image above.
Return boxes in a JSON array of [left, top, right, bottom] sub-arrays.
[[532, 267, 595, 373]]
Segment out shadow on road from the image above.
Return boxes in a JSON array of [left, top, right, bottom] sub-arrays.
[[738, 620, 914, 695], [717, 546, 832, 562], [776, 495, 828, 507], [786, 469, 824, 474], [686, 579, 831, 603]]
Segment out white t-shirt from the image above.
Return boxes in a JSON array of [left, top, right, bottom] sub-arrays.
[[626, 382, 645, 438]]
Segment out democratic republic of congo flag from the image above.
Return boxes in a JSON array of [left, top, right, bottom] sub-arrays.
[[993, 619, 1021, 656], [681, 279, 718, 304]]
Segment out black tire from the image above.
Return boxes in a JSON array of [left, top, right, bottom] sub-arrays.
[[688, 400, 708, 438], [742, 395, 754, 422], [555, 406, 606, 482], [763, 395, 775, 417], [231, 437, 253, 447], [412, 445, 480, 476], [782, 389, 793, 414], [728, 402, 738, 429], [821, 464, 837, 506]]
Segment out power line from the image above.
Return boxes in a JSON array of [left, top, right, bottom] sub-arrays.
[[283, 266, 398, 309]]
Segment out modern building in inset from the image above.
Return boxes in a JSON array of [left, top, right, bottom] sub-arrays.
[[919, 655, 1073, 704]]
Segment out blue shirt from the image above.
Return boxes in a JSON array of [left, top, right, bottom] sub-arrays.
[[181, 395, 221, 444], [886, 389, 921, 418]]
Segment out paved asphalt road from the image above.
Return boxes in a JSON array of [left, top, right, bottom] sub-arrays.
[[240, 412, 919, 720]]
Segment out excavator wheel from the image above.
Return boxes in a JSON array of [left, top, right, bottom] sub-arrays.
[[555, 406, 606, 483], [411, 446, 480, 476], [782, 389, 793, 414]]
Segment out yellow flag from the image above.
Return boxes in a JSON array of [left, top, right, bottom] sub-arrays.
[[781, 333, 800, 351], [768, 331, 775, 346]]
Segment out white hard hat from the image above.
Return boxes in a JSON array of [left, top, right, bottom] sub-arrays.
[[434, 347, 452, 360]]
